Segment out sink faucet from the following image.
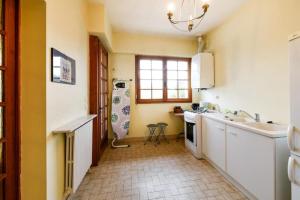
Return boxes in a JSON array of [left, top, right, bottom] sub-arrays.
[[239, 110, 260, 122]]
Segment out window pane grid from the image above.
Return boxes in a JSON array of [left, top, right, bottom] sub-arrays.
[[137, 56, 190, 102], [166, 60, 189, 99]]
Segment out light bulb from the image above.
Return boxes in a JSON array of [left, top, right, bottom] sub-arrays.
[[188, 15, 193, 26], [202, 0, 210, 4], [167, 2, 175, 14]]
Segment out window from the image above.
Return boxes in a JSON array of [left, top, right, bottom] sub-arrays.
[[136, 55, 192, 103]]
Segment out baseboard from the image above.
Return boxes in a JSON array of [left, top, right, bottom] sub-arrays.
[[108, 134, 183, 144]]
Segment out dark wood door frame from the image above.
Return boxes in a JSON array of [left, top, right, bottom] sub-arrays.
[[89, 36, 108, 166], [4, 0, 20, 199], [89, 36, 101, 166]]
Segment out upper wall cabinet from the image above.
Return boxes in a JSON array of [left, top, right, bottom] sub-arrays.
[[191, 53, 214, 89]]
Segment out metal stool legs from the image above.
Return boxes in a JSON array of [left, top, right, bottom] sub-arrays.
[[157, 123, 169, 144], [145, 124, 158, 145]]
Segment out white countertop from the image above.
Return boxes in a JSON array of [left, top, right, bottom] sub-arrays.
[[201, 112, 287, 138]]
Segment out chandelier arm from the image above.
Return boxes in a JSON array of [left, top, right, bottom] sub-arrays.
[[169, 17, 190, 23], [181, 0, 185, 8], [171, 22, 189, 33], [169, 12, 207, 24], [167, 0, 209, 32], [192, 12, 206, 21], [190, 15, 205, 31]]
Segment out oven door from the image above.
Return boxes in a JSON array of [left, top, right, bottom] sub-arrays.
[[185, 120, 197, 146]]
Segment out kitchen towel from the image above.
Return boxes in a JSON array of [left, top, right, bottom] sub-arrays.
[[111, 80, 131, 140]]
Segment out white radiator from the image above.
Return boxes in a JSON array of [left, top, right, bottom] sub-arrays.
[[53, 115, 96, 199]]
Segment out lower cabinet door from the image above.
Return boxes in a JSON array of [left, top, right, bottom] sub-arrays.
[[203, 118, 226, 171], [227, 125, 275, 200]]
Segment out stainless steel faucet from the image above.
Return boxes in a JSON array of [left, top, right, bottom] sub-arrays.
[[239, 110, 260, 122]]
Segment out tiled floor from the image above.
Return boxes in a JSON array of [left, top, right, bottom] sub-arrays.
[[73, 140, 248, 200]]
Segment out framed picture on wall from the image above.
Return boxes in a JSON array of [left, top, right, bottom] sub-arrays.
[[51, 48, 76, 85]]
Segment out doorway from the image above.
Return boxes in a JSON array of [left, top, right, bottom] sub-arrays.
[[1, 0, 20, 199], [89, 36, 109, 166]]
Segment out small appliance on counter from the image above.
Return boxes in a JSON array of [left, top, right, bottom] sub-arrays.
[[191, 103, 200, 111], [173, 106, 183, 113]]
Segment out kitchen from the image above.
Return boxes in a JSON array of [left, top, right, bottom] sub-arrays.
[[17, 0, 300, 200], [70, 0, 299, 199]]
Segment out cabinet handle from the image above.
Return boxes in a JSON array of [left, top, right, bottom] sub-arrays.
[[288, 125, 295, 151], [229, 132, 238, 136], [216, 127, 225, 131]]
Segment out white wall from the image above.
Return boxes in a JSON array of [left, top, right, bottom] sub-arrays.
[[201, 0, 300, 123], [46, 0, 89, 199]]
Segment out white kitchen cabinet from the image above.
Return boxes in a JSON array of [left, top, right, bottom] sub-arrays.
[[227, 125, 274, 200], [202, 117, 226, 171], [227, 125, 290, 200], [191, 53, 214, 89]]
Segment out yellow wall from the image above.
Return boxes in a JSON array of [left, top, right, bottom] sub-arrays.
[[20, 0, 47, 200], [87, 2, 112, 50], [201, 0, 300, 123], [109, 32, 198, 138], [113, 32, 197, 57], [46, 0, 89, 199]]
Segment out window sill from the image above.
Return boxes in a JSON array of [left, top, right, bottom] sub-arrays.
[[136, 99, 192, 104]]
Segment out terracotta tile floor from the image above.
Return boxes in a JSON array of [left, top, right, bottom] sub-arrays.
[[73, 140, 248, 200]]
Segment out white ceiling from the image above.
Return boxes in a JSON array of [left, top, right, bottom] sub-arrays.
[[93, 0, 248, 37]]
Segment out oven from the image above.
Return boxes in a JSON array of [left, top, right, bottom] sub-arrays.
[[185, 121, 196, 146], [184, 111, 202, 159]]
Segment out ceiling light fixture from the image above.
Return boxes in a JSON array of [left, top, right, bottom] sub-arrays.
[[167, 0, 210, 32]]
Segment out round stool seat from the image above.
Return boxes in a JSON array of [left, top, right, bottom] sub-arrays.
[[147, 124, 158, 128], [157, 122, 168, 127]]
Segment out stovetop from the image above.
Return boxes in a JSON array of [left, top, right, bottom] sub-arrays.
[[184, 108, 208, 114]]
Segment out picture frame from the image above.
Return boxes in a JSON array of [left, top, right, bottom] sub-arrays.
[[51, 48, 76, 85]]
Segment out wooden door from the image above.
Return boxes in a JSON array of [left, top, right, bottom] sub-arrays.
[[1, 0, 20, 199], [89, 36, 108, 166], [99, 44, 108, 147]]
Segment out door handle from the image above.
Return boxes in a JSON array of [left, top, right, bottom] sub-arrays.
[[288, 156, 300, 186], [288, 125, 294, 151], [288, 157, 295, 183]]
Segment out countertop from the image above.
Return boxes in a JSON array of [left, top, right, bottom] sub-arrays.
[[201, 112, 287, 138]]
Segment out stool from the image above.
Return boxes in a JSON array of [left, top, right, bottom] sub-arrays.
[[156, 122, 169, 144], [145, 124, 158, 145]]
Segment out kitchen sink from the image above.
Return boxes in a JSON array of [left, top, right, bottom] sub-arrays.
[[242, 122, 287, 132], [224, 116, 251, 123]]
